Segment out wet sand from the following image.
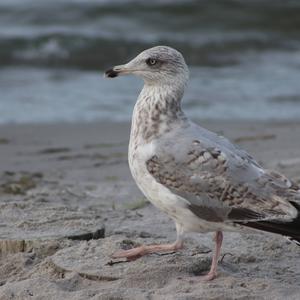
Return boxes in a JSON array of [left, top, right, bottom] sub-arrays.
[[0, 121, 299, 300]]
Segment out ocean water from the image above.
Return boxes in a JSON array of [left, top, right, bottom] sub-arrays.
[[1, 0, 300, 124]]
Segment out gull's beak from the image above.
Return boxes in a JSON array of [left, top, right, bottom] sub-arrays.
[[105, 63, 132, 78]]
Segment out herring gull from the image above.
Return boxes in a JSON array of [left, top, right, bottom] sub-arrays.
[[105, 46, 300, 281]]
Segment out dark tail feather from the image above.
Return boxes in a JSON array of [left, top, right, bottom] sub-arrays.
[[236, 202, 300, 246]]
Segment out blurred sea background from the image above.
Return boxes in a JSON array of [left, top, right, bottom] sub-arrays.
[[1, 0, 300, 124]]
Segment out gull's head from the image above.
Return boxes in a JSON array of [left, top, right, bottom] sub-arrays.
[[105, 46, 189, 86]]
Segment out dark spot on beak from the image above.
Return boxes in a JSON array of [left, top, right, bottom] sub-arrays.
[[105, 69, 119, 78]]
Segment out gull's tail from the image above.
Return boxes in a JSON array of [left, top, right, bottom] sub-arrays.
[[238, 201, 300, 246]]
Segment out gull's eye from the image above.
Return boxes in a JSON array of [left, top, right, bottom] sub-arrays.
[[146, 58, 157, 66]]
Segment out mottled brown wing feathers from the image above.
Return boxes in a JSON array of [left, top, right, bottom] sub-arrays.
[[146, 143, 299, 223]]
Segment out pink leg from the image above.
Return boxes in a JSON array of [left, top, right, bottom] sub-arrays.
[[200, 231, 223, 281], [112, 223, 184, 260], [112, 239, 184, 260]]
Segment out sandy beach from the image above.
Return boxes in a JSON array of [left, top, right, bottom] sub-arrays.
[[0, 120, 299, 300], [2, 1, 300, 299]]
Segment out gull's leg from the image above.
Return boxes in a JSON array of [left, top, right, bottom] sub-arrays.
[[112, 223, 184, 260], [200, 231, 223, 281]]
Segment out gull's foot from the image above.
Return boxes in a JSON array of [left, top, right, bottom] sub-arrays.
[[182, 271, 218, 283], [112, 246, 147, 261], [198, 271, 217, 282], [112, 241, 183, 261]]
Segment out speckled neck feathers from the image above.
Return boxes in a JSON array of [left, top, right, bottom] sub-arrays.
[[130, 83, 188, 147]]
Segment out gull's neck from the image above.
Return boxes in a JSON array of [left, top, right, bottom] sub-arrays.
[[130, 82, 188, 146]]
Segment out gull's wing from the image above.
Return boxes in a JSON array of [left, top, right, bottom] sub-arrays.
[[146, 123, 299, 223]]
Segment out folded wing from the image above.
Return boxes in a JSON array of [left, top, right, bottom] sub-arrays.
[[146, 129, 299, 225]]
